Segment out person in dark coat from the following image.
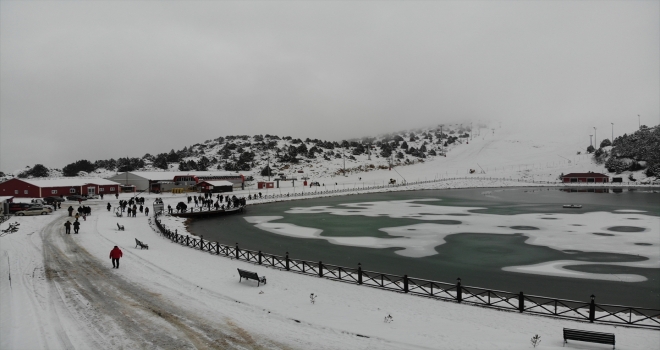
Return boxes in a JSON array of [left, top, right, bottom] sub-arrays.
[[115, 193, 118, 199], [73, 220, 80, 234], [100, 193, 104, 200], [127, 208, 132, 217], [107, 203, 112, 211], [67, 206, 74, 216], [144, 207, 149, 216], [109, 246, 123, 269], [64, 220, 72, 234]]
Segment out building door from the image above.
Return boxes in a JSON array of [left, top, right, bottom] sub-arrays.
[[88, 187, 96, 195]]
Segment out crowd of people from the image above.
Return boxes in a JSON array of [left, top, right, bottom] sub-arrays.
[[168, 193, 246, 213], [110, 197, 150, 217], [63, 205, 91, 234]]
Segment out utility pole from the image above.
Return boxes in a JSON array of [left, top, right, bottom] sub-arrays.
[[267, 155, 270, 181], [611, 123, 614, 144], [589, 135, 593, 147], [638, 114, 640, 129], [367, 143, 371, 161]]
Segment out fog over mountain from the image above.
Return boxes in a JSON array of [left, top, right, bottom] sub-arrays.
[[1, 1, 658, 173]]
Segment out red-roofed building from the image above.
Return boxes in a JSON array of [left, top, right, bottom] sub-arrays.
[[0, 178, 120, 198], [561, 172, 610, 183]]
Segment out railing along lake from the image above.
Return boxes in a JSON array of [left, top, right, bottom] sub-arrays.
[[152, 213, 659, 330]]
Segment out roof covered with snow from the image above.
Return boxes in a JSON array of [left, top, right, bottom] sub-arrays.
[[562, 172, 609, 178], [198, 180, 233, 187], [20, 178, 120, 187], [108, 171, 241, 181]]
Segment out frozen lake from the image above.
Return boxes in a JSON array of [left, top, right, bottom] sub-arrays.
[[190, 187, 660, 308]]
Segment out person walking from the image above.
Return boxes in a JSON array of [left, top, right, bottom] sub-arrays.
[[109, 246, 123, 269], [107, 203, 112, 211], [64, 220, 72, 234], [75, 213, 80, 221], [67, 206, 74, 216], [127, 208, 132, 217], [144, 207, 149, 216], [73, 220, 80, 234], [115, 193, 118, 199]]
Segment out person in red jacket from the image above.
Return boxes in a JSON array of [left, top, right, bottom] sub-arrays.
[[109, 246, 123, 269]]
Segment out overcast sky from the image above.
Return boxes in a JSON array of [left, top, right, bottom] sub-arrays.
[[1, 1, 658, 173]]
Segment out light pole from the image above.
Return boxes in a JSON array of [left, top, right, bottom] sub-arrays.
[[589, 135, 593, 147], [638, 114, 640, 129], [611, 123, 614, 144], [593, 127, 597, 148]]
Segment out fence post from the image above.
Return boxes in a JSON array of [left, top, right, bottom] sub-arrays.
[[319, 261, 323, 277], [235, 243, 239, 259], [456, 278, 462, 303], [286, 252, 290, 271], [216, 242, 220, 255], [186, 235, 190, 246], [518, 291, 524, 312], [403, 274, 409, 293], [589, 295, 596, 322], [200, 235, 203, 250], [258, 251, 262, 265], [358, 263, 363, 284]]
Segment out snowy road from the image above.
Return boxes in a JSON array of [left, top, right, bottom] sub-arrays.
[[42, 214, 262, 349]]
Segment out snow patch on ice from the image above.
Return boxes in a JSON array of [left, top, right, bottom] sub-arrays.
[[503, 260, 647, 282]]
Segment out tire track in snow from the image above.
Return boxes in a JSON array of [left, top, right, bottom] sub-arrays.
[[41, 213, 272, 349]]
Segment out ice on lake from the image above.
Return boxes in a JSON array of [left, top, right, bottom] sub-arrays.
[[244, 199, 659, 281]]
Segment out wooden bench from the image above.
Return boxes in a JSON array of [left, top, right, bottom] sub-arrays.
[[117, 223, 124, 231], [564, 328, 615, 349], [237, 268, 266, 286], [135, 238, 149, 250]]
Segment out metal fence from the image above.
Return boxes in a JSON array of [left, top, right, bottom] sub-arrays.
[[246, 177, 648, 201], [152, 214, 659, 329]]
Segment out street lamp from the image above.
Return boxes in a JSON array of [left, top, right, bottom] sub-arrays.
[[593, 127, 597, 148]]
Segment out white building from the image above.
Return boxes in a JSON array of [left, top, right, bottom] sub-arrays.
[[106, 171, 244, 192]]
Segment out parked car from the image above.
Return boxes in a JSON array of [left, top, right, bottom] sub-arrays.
[[66, 195, 87, 201], [8, 203, 32, 213], [43, 196, 65, 204], [29, 203, 55, 211], [15, 207, 52, 216]]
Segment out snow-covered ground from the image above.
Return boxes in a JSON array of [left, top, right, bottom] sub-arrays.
[[2, 124, 659, 349]]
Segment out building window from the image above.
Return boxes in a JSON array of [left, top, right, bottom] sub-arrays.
[[24, 190, 28, 194], [51, 190, 58, 194], [69, 188, 76, 193], [99, 188, 104, 192], [14, 190, 18, 194], [110, 187, 115, 191]]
